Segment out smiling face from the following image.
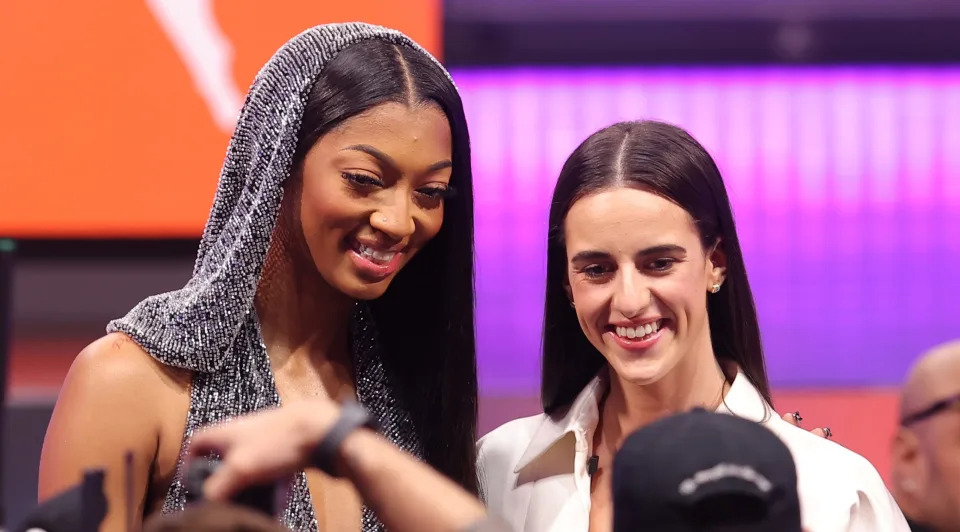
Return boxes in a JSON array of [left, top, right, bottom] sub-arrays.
[[295, 101, 454, 300], [563, 186, 726, 386]]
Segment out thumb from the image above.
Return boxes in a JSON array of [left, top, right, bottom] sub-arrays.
[[202, 458, 247, 502], [188, 427, 233, 459]]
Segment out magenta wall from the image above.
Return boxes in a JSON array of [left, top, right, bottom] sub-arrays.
[[452, 66, 960, 393]]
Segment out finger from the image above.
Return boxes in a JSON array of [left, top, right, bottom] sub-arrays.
[[810, 427, 831, 439], [202, 455, 257, 502], [187, 426, 235, 458], [781, 411, 802, 427]]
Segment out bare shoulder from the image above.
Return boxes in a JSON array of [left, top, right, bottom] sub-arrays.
[[46, 332, 190, 448], [39, 333, 192, 527], [69, 332, 191, 394]]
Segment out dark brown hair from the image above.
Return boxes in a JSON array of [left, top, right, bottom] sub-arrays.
[[541, 120, 770, 414]]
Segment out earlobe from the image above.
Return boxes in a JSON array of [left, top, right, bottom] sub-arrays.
[[892, 428, 923, 492], [893, 429, 918, 459], [900, 478, 918, 493]]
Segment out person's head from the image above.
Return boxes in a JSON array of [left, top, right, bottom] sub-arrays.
[[272, 37, 478, 492], [613, 409, 801, 532], [143, 502, 286, 532], [272, 38, 471, 302], [541, 120, 770, 413], [892, 340, 960, 531]]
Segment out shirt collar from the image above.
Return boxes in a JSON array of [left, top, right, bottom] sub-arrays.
[[513, 370, 607, 473], [514, 365, 771, 474], [716, 367, 770, 422]]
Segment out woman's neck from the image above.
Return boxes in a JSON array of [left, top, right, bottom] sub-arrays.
[[600, 333, 730, 450], [255, 223, 354, 369]]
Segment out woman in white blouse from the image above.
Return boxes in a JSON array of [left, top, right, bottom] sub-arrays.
[[478, 120, 909, 532]]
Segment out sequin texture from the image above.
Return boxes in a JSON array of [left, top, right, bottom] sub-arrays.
[[106, 23, 452, 532]]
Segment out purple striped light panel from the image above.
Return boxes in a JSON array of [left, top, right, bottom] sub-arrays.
[[451, 67, 960, 393]]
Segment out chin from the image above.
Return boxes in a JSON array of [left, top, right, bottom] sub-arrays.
[[598, 326, 685, 386], [337, 277, 393, 301], [322, 256, 405, 301], [605, 346, 681, 386], [610, 359, 672, 386]]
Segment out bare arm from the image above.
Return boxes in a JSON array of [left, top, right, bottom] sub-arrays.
[[338, 429, 488, 532], [38, 333, 177, 531], [190, 400, 494, 532]]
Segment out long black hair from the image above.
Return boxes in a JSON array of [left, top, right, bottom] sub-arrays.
[[292, 39, 478, 494], [541, 120, 769, 415]]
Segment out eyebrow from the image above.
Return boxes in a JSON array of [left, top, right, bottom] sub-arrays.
[[343, 144, 453, 173], [569, 244, 687, 263]]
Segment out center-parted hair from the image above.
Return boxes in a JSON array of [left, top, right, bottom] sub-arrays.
[[292, 39, 479, 493], [541, 120, 770, 414]]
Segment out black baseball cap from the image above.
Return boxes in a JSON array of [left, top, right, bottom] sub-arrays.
[[612, 408, 802, 532]]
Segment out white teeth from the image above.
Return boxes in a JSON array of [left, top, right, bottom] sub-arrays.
[[615, 320, 662, 341], [357, 243, 396, 264]]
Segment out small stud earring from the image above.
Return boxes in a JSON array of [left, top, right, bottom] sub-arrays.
[[710, 283, 721, 294]]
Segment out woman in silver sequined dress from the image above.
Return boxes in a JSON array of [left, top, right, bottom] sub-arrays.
[[38, 24, 478, 532]]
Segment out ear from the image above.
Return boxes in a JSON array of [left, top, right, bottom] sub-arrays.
[[707, 238, 728, 286], [891, 427, 924, 498], [892, 427, 920, 462]]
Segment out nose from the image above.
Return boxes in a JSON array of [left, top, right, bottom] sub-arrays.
[[611, 268, 651, 319], [369, 194, 416, 241]]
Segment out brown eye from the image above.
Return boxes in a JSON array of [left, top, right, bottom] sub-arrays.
[[647, 258, 676, 272], [342, 172, 383, 188], [583, 264, 609, 278], [417, 185, 456, 200]]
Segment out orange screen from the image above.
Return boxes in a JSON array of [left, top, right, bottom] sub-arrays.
[[0, 1, 441, 237]]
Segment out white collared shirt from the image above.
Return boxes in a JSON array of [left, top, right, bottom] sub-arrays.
[[477, 370, 910, 532]]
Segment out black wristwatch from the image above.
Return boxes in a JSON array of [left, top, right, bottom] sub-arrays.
[[310, 400, 379, 477]]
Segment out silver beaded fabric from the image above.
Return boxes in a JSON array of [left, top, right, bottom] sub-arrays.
[[106, 22, 453, 532]]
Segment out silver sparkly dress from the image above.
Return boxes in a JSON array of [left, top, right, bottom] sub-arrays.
[[107, 23, 453, 532]]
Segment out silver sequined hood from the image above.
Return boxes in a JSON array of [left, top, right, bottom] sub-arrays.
[[108, 22, 451, 372], [106, 23, 452, 530]]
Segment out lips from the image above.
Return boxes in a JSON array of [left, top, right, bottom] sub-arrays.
[[606, 319, 668, 351], [614, 319, 663, 341], [352, 240, 398, 265], [348, 238, 404, 280]]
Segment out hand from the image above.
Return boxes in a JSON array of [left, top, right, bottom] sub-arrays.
[[186, 399, 342, 501], [781, 411, 832, 439]]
